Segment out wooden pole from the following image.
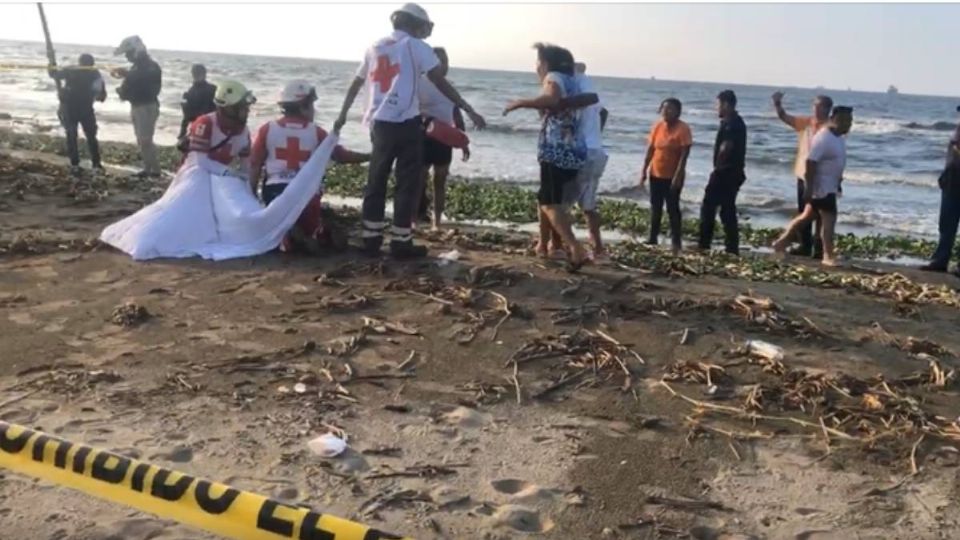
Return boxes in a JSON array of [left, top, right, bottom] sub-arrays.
[[37, 2, 61, 93]]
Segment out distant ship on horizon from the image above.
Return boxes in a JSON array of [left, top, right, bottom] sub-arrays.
[[887, 85, 899, 95]]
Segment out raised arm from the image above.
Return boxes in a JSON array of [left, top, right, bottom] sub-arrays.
[[771, 91, 798, 128]]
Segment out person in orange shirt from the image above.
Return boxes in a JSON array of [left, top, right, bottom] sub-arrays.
[[772, 91, 833, 259], [640, 98, 693, 254]]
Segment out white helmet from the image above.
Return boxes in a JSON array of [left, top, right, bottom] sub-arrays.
[[392, 3, 431, 24], [114, 35, 146, 56], [278, 80, 317, 105]]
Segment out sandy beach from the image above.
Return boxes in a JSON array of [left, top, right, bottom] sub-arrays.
[[3, 135, 960, 540]]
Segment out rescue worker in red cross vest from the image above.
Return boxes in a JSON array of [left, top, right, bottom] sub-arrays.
[[184, 80, 256, 178], [250, 81, 371, 254], [334, 2, 486, 258]]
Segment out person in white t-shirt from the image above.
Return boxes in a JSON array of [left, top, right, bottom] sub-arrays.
[[415, 47, 470, 230], [773, 106, 853, 267], [334, 3, 486, 259], [568, 62, 610, 258]]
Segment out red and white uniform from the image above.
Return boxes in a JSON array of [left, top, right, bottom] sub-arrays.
[[356, 30, 440, 128], [250, 116, 349, 185], [183, 112, 251, 175]]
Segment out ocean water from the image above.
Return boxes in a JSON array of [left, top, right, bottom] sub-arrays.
[[2, 39, 957, 239]]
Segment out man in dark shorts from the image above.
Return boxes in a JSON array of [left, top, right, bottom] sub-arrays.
[[773, 106, 854, 267], [698, 89, 747, 255], [416, 47, 470, 229]]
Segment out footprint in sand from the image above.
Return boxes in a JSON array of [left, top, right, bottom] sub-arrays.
[[150, 446, 193, 463], [488, 504, 554, 534], [491, 479, 561, 503]]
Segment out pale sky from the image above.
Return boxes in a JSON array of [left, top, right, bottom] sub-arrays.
[[2, 2, 959, 96]]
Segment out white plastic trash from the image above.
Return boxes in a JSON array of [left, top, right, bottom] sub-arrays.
[[308, 433, 347, 458], [437, 249, 461, 266], [293, 383, 307, 394], [745, 340, 785, 361]]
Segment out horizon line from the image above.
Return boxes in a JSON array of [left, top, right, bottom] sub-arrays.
[[3, 37, 956, 101]]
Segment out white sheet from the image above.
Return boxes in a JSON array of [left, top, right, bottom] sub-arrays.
[[100, 133, 337, 261]]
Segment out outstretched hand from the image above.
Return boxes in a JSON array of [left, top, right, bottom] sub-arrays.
[[467, 110, 487, 130], [771, 91, 784, 106]]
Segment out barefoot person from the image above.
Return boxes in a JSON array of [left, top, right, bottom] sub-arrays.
[[48, 53, 107, 175], [698, 90, 748, 255], [773, 91, 833, 259], [568, 62, 609, 258], [333, 3, 486, 259], [640, 98, 692, 254], [503, 43, 589, 270], [415, 47, 471, 230], [920, 106, 960, 275], [112, 36, 162, 178], [100, 80, 341, 261], [773, 106, 854, 267], [250, 81, 370, 253]]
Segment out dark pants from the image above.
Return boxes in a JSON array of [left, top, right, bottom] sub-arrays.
[[796, 178, 823, 256], [698, 173, 741, 255], [61, 107, 101, 168], [649, 177, 682, 247], [931, 178, 960, 268], [363, 118, 424, 245]]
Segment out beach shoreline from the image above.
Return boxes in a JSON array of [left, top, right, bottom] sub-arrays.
[[3, 142, 960, 538]]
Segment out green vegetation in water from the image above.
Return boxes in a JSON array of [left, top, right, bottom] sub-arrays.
[[0, 129, 941, 261]]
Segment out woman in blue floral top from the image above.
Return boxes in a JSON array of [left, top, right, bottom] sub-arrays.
[[504, 43, 590, 270]]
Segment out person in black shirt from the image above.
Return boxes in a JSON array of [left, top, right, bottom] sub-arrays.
[[920, 106, 960, 275], [113, 35, 163, 178], [178, 64, 216, 141], [698, 89, 747, 255], [49, 53, 107, 175]]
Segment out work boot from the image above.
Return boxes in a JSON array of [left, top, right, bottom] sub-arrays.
[[919, 262, 948, 273], [361, 237, 383, 258], [389, 240, 428, 259]]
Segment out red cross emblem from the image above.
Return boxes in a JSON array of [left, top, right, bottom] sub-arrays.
[[275, 136, 312, 170], [370, 54, 400, 93]]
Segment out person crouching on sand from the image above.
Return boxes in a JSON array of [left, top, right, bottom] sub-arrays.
[[773, 106, 854, 267], [249, 81, 370, 254], [640, 98, 692, 255]]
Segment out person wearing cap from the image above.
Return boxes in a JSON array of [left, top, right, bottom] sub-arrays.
[[250, 81, 371, 253], [112, 35, 163, 178], [773, 106, 854, 267], [48, 53, 107, 175], [179, 64, 217, 142], [920, 106, 960, 275], [333, 3, 486, 259]]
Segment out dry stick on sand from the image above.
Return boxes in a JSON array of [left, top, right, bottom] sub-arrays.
[[658, 381, 858, 441]]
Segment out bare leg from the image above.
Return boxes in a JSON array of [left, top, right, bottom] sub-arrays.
[[820, 210, 838, 265], [412, 166, 431, 229], [773, 204, 816, 255], [431, 164, 449, 230], [542, 204, 585, 266], [536, 207, 551, 257], [585, 210, 603, 255]]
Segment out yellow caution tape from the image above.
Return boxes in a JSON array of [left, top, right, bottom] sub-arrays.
[[0, 421, 411, 540]]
